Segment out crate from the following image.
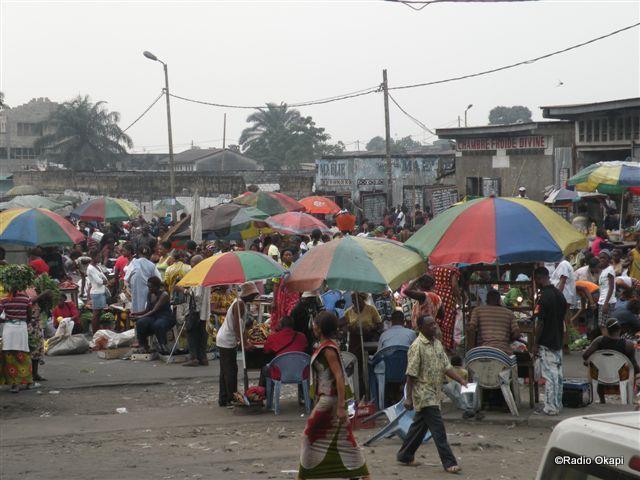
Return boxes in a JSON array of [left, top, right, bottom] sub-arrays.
[[96, 348, 131, 360]]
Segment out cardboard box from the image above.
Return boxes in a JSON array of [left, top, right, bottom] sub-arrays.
[[96, 348, 131, 359], [131, 352, 158, 361]]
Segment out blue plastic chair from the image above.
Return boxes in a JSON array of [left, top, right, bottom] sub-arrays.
[[368, 345, 409, 409], [362, 387, 432, 446], [265, 352, 311, 415]]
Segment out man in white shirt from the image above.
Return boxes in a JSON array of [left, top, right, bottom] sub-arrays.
[[574, 257, 600, 283], [597, 249, 617, 335], [550, 257, 577, 350]]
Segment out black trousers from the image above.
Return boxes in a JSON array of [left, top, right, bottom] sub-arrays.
[[186, 320, 208, 362], [218, 346, 238, 406], [396, 405, 457, 469]]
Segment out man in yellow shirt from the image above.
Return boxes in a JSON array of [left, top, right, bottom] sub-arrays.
[[397, 316, 467, 473], [628, 238, 640, 281]]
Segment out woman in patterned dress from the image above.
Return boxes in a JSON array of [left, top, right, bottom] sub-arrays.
[[0, 288, 34, 392], [298, 311, 370, 480], [431, 266, 460, 352]]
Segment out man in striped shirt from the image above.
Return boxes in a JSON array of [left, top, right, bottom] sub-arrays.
[[467, 289, 520, 354]]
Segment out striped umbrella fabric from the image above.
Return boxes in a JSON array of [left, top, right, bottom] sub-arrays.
[[405, 197, 587, 265], [285, 236, 425, 294], [266, 212, 330, 235], [299, 196, 341, 215], [233, 191, 304, 216], [178, 251, 285, 287], [72, 197, 140, 222], [0, 208, 85, 246], [567, 161, 640, 194]]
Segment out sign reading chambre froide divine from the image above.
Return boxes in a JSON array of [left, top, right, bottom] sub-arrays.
[[457, 136, 548, 151]]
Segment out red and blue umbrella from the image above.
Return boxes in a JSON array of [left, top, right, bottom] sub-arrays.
[[0, 208, 85, 246], [72, 197, 140, 222], [406, 197, 587, 265]]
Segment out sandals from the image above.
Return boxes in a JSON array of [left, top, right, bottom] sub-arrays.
[[9, 385, 19, 394], [445, 466, 461, 474]]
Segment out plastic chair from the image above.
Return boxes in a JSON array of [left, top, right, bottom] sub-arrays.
[[587, 349, 636, 404], [362, 386, 432, 446], [265, 352, 311, 415], [368, 345, 409, 409], [340, 351, 360, 401], [465, 347, 520, 416]]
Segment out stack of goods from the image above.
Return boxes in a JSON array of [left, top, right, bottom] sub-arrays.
[[247, 323, 269, 345]]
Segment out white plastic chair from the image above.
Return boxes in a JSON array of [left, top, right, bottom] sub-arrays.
[[587, 349, 635, 405], [340, 351, 360, 401], [465, 347, 520, 416]]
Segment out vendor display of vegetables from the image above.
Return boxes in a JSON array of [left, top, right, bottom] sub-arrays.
[[0, 264, 35, 292], [99, 311, 115, 325], [247, 323, 270, 344], [569, 337, 590, 351], [34, 273, 61, 312]]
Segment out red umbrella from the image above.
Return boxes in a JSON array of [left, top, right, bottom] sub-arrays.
[[266, 212, 330, 235], [300, 196, 340, 215]]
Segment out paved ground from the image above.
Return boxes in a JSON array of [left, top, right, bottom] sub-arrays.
[[0, 350, 634, 480]]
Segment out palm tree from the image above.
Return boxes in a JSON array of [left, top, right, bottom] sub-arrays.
[[239, 103, 330, 169], [0, 91, 8, 109], [35, 95, 132, 171]]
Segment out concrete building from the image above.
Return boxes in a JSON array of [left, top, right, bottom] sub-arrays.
[[315, 145, 456, 224], [0, 97, 59, 175], [436, 121, 574, 202], [541, 97, 640, 168], [158, 146, 260, 172]]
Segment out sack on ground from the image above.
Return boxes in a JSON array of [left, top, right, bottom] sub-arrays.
[[90, 329, 136, 350], [46, 334, 90, 356]]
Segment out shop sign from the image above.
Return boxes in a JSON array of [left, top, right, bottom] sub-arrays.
[[457, 136, 548, 151]]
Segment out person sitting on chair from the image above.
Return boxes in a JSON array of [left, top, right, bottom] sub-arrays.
[[52, 294, 82, 334], [467, 289, 521, 354], [258, 315, 308, 387], [582, 317, 640, 404], [132, 276, 176, 355], [376, 309, 416, 352]]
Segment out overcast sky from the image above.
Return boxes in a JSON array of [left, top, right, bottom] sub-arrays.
[[1, 0, 639, 154]]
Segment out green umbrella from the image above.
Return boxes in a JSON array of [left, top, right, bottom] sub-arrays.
[[6, 185, 42, 196], [154, 198, 186, 215], [0, 195, 68, 211]]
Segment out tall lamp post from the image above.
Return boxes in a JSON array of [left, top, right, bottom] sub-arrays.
[[464, 104, 473, 127], [143, 50, 177, 222]]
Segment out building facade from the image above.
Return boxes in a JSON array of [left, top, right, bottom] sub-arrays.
[[541, 97, 640, 169], [315, 147, 456, 224], [436, 121, 574, 202], [158, 146, 261, 172], [0, 98, 59, 175]]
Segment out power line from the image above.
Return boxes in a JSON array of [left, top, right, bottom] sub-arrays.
[[388, 93, 436, 134], [123, 91, 164, 132], [390, 21, 640, 91], [169, 85, 381, 110], [385, 0, 536, 11]]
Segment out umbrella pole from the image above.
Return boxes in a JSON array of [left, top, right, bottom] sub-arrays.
[[236, 294, 249, 392], [620, 193, 624, 233], [356, 294, 370, 400]]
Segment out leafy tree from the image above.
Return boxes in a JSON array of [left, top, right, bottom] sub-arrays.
[[317, 141, 346, 156], [488, 105, 532, 125], [0, 91, 8, 109], [366, 136, 386, 152], [239, 103, 337, 169], [365, 135, 422, 153], [35, 95, 132, 171]]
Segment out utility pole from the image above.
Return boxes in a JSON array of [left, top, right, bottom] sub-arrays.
[[162, 62, 177, 223], [356, 140, 360, 151], [382, 69, 393, 209], [222, 113, 227, 150], [458, 116, 461, 127]]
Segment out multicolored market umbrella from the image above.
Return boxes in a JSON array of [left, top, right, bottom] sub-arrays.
[[233, 191, 304, 216], [5, 185, 42, 197], [0, 195, 70, 211], [71, 197, 140, 222], [286, 236, 425, 294], [299, 196, 340, 215], [266, 212, 330, 235], [178, 250, 286, 391], [153, 198, 186, 215], [173, 203, 270, 241], [405, 197, 587, 265], [0, 208, 85, 246], [178, 251, 285, 287], [567, 161, 640, 194]]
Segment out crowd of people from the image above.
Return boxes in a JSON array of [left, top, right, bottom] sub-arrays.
[[2, 198, 640, 478]]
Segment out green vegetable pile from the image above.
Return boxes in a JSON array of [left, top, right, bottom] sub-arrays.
[[569, 337, 590, 351], [0, 264, 35, 292], [34, 273, 61, 312], [80, 310, 93, 331]]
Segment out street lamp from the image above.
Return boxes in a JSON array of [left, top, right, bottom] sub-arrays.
[[464, 104, 473, 127], [143, 50, 177, 222]]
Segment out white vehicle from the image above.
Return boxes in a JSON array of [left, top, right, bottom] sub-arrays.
[[536, 412, 640, 479]]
